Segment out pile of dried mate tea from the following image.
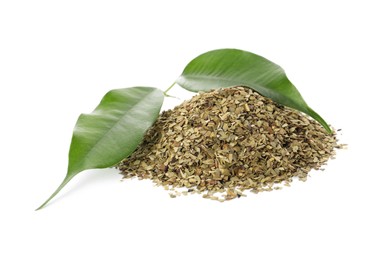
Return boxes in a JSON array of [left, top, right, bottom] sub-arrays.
[[118, 86, 341, 201]]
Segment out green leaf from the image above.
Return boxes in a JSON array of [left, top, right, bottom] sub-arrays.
[[37, 87, 164, 210], [176, 49, 331, 133]]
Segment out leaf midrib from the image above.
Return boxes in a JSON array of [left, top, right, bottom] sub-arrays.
[[180, 74, 283, 99], [180, 69, 281, 88]]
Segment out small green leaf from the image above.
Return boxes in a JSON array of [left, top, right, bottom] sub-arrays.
[[37, 87, 164, 210], [176, 49, 331, 133]]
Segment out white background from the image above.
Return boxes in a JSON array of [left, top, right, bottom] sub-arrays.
[[1, 0, 385, 259]]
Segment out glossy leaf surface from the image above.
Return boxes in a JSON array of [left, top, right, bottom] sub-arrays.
[[37, 87, 164, 209], [177, 49, 331, 133]]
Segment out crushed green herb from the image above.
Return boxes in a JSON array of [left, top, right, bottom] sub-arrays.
[[118, 86, 342, 201]]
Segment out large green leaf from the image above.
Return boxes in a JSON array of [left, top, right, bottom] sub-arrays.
[[37, 87, 164, 210], [176, 49, 331, 133]]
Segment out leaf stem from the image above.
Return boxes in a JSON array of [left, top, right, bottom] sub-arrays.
[[163, 82, 176, 96], [35, 175, 74, 211]]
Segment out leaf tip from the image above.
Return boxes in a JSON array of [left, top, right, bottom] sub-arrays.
[[35, 202, 47, 211], [306, 106, 333, 134], [36, 176, 74, 211]]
